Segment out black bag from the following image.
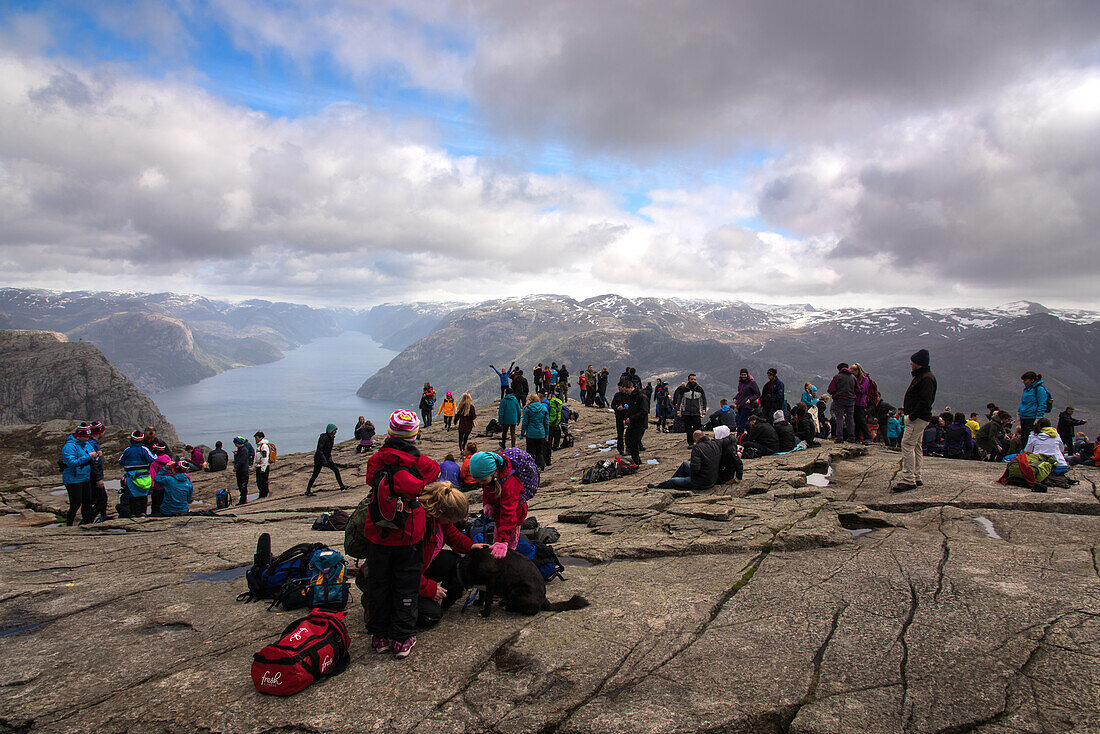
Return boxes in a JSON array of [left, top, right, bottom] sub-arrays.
[[582, 459, 619, 484], [483, 419, 501, 435], [237, 533, 326, 603], [670, 416, 685, 433], [740, 445, 760, 460], [312, 509, 350, 531], [561, 433, 575, 448]]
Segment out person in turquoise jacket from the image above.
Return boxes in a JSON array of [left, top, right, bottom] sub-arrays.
[[886, 414, 904, 448], [156, 460, 195, 516], [61, 425, 101, 526], [520, 395, 550, 469], [1018, 371, 1052, 436], [497, 388, 522, 449]]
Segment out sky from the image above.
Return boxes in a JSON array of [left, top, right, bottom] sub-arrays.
[[1, 1, 1098, 310]]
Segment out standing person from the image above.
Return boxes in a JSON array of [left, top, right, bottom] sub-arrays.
[[1057, 407, 1087, 451], [654, 380, 673, 433], [733, 369, 761, 433], [1018, 371, 1052, 436], [305, 424, 347, 496], [455, 393, 477, 453], [437, 392, 457, 431], [490, 363, 515, 400], [497, 388, 521, 449], [578, 371, 587, 402], [254, 431, 271, 499], [597, 367, 610, 407], [118, 430, 155, 517], [894, 350, 937, 492], [760, 368, 786, 422], [851, 363, 875, 444], [143, 426, 174, 459], [60, 425, 99, 526], [363, 410, 441, 660], [419, 383, 436, 428], [512, 370, 530, 405], [673, 374, 708, 447], [611, 381, 632, 455], [827, 364, 858, 442], [520, 394, 550, 470], [620, 380, 649, 465], [355, 417, 376, 454], [533, 363, 544, 395], [584, 365, 598, 406], [231, 436, 253, 505], [547, 393, 564, 463], [88, 421, 108, 521], [557, 364, 570, 402], [547, 362, 559, 398]]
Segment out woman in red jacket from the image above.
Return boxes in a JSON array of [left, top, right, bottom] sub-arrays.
[[362, 410, 440, 660], [415, 481, 486, 627], [467, 451, 527, 558]]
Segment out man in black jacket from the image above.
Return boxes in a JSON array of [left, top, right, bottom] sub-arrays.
[[673, 374, 708, 447], [597, 368, 610, 407], [206, 441, 229, 471], [648, 430, 742, 490], [611, 382, 631, 455], [742, 414, 780, 456], [232, 436, 253, 505], [512, 370, 530, 405], [1057, 407, 1087, 452], [894, 349, 937, 492], [619, 380, 649, 465]]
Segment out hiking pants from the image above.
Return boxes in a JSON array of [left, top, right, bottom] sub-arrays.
[[625, 422, 646, 465], [151, 488, 165, 516], [500, 385, 508, 400], [129, 494, 148, 517], [900, 418, 929, 485], [526, 437, 548, 470], [586, 385, 597, 406], [682, 415, 702, 446], [500, 424, 516, 449], [834, 398, 856, 440], [256, 467, 270, 498], [549, 424, 562, 450], [458, 431, 471, 453], [443, 415, 453, 430], [1019, 418, 1036, 437], [735, 408, 753, 433], [654, 461, 705, 491], [306, 459, 344, 492], [854, 405, 873, 442], [64, 480, 94, 526], [235, 467, 250, 501], [741, 440, 775, 457], [365, 539, 423, 642], [421, 408, 432, 427], [615, 417, 626, 454]]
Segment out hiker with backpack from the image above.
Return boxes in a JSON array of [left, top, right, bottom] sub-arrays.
[[361, 410, 441, 659], [851, 363, 876, 444], [1018, 371, 1053, 436], [1024, 418, 1071, 474], [733, 369, 760, 433], [521, 394, 551, 470], [305, 424, 347, 496], [619, 379, 649, 466], [827, 363, 858, 442], [468, 451, 528, 560], [893, 349, 937, 492], [60, 424, 101, 526], [546, 393, 564, 463], [498, 387, 522, 449], [455, 393, 477, 453], [673, 374, 707, 447], [254, 431, 272, 498], [419, 383, 436, 428], [761, 368, 786, 422], [231, 436, 254, 505], [490, 363, 516, 400]]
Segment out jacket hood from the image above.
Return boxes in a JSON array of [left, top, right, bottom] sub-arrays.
[[1040, 427, 1059, 438]]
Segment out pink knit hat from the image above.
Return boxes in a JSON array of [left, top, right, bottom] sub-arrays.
[[388, 409, 420, 439]]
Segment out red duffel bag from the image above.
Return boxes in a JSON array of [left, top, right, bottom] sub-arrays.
[[251, 609, 350, 696]]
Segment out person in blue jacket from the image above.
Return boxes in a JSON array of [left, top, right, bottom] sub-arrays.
[[1018, 371, 1052, 436], [61, 424, 101, 526], [88, 421, 109, 521], [761, 368, 787, 422], [489, 362, 515, 400], [497, 387, 522, 449], [119, 429, 156, 517], [156, 459, 196, 516], [520, 394, 551, 469]]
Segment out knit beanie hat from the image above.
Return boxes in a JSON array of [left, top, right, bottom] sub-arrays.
[[176, 459, 195, 472], [911, 349, 930, 367], [713, 425, 731, 440], [469, 451, 504, 480], [152, 441, 168, 454], [387, 409, 420, 440], [130, 430, 144, 442], [773, 410, 786, 423], [90, 421, 106, 435], [233, 436, 245, 445], [73, 426, 92, 438], [326, 423, 338, 434]]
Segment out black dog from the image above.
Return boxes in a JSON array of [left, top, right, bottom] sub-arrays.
[[459, 547, 588, 617]]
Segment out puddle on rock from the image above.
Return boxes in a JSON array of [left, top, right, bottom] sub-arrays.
[[103, 529, 127, 534], [49, 489, 67, 496], [2, 545, 19, 551], [806, 473, 830, 487], [0, 619, 47, 638], [974, 515, 1004, 540], [188, 565, 250, 583], [104, 479, 121, 490]]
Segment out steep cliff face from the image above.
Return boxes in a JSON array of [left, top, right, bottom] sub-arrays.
[[0, 330, 178, 442]]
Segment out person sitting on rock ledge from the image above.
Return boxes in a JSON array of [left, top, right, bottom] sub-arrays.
[[742, 414, 780, 457], [976, 411, 1012, 462], [772, 410, 798, 453], [944, 413, 978, 459], [155, 459, 195, 516], [149, 442, 173, 515], [648, 427, 742, 491], [205, 441, 228, 471], [790, 403, 818, 448], [1024, 418, 1071, 475]]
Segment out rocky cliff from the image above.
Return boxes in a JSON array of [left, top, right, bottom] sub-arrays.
[[0, 330, 178, 442]]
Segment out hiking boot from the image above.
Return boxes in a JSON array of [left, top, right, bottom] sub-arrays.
[[371, 636, 391, 654], [891, 482, 917, 493], [304, 490, 314, 497], [915, 480, 923, 487], [392, 636, 416, 659], [237, 498, 247, 506]]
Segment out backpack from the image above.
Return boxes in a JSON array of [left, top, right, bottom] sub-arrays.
[[267, 442, 277, 465], [501, 447, 540, 502], [237, 534, 326, 603], [312, 509, 350, 531], [484, 419, 501, 435], [215, 488, 231, 509], [515, 536, 565, 582], [251, 610, 350, 696], [344, 495, 372, 559], [997, 451, 1056, 490], [368, 463, 423, 531], [1043, 389, 1054, 414], [614, 457, 638, 476], [867, 378, 879, 408], [561, 432, 575, 449], [548, 398, 563, 426], [270, 548, 349, 611], [582, 459, 619, 484]]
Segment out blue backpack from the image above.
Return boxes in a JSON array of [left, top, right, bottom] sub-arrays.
[[237, 534, 348, 610], [464, 515, 564, 582]]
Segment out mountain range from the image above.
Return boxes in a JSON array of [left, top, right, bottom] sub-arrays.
[[357, 294, 1100, 417]]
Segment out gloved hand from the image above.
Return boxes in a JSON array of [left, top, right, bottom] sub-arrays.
[[490, 542, 508, 559]]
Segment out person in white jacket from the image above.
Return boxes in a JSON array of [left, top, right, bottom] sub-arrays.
[[254, 431, 271, 498], [1023, 418, 1069, 470]]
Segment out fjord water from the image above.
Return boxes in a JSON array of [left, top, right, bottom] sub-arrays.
[[155, 331, 405, 453]]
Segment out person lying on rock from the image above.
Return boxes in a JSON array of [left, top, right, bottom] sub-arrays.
[[648, 428, 742, 491]]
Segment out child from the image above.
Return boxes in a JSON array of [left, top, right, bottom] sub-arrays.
[[149, 441, 172, 516], [415, 482, 486, 627], [437, 392, 457, 431], [467, 451, 527, 558], [363, 410, 440, 659], [455, 393, 477, 453], [119, 430, 156, 517], [887, 413, 904, 448], [439, 454, 461, 485], [156, 459, 195, 516], [355, 416, 376, 454], [419, 384, 436, 428]]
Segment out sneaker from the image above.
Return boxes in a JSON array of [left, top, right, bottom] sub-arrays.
[[371, 636, 391, 654], [891, 482, 917, 493], [392, 636, 416, 659]]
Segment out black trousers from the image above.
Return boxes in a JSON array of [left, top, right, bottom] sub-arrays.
[[625, 422, 646, 465], [306, 458, 344, 492], [854, 405, 873, 442], [526, 437, 547, 469], [366, 540, 424, 641], [421, 408, 432, 427], [616, 417, 626, 454], [92, 481, 108, 520], [549, 423, 562, 449], [256, 467, 270, 498], [129, 494, 148, 517], [499, 385, 508, 399], [151, 488, 165, 516], [235, 467, 250, 501], [443, 415, 453, 430], [500, 424, 516, 448], [64, 480, 94, 526], [416, 550, 465, 628], [683, 415, 703, 446], [458, 431, 471, 453]]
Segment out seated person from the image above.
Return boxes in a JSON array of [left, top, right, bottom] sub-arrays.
[[648, 428, 742, 491], [790, 403, 819, 448], [439, 453, 461, 485], [1024, 418, 1071, 475], [206, 441, 229, 471], [705, 399, 738, 432], [922, 418, 945, 455], [772, 410, 798, 453], [156, 459, 195, 516], [943, 413, 978, 459], [976, 411, 1011, 462], [742, 414, 780, 457]]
